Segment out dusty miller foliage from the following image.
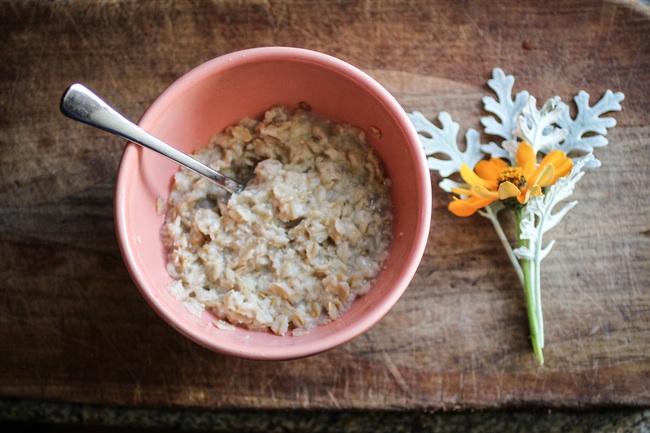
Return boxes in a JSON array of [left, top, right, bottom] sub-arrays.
[[408, 69, 624, 258]]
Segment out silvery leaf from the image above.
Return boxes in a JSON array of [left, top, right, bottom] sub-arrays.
[[480, 68, 529, 143], [513, 96, 568, 155], [408, 111, 485, 178], [554, 90, 624, 168]]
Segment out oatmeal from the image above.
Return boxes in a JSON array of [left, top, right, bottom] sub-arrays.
[[162, 106, 393, 335]]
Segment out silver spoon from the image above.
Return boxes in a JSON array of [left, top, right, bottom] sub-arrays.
[[60, 83, 245, 195]]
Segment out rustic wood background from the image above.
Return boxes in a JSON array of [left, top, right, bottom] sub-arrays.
[[1, 0, 648, 410]]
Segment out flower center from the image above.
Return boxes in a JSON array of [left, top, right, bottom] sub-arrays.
[[497, 166, 527, 188]]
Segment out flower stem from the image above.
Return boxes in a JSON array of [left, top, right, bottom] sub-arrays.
[[481, 203, 524, 287], [514, 208, 544, 365]]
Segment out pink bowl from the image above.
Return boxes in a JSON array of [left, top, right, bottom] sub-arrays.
[[115, 47, 431, 360]]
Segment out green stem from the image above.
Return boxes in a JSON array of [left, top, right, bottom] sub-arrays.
[[514, 207, 544, 365]]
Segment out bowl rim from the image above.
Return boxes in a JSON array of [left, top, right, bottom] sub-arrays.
[[114, 46, 431, 360]]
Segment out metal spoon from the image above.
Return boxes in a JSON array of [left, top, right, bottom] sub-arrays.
[[60, 83, 245, 195]]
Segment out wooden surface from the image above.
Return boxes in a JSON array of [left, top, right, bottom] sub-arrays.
[[1, 0, 649, 411]]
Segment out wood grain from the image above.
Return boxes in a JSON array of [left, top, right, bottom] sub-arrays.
[[0, 0, 648, 410]]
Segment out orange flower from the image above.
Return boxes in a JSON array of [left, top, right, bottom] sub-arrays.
[[449, 142, 573, 217]]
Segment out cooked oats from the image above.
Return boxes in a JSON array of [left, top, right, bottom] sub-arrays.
[[162, 106, 393, 335]]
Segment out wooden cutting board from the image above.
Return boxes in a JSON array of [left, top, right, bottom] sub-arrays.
[[1, 0, 648, 410]]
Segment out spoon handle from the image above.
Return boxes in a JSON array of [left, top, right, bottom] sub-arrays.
[[60, 83, 245, 194]]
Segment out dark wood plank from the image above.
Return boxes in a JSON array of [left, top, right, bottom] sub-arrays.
[[0, 0, 648, 410]]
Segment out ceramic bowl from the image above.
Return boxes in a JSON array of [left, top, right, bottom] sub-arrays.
[[114, 47, 431, 360]]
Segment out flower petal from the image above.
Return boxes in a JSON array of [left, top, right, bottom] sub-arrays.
[[517, 190, 529, 205], [517, 142, 536, 177], [528, 150, 567, 186], [534, 163, 555, 187], [553, 157, 573, 181], [529, 185, 543, 197], [448, 196, 495, 217], [498, 181, 521, 200], [460, 163, 496, 189], [472, 185, 499, 199], [539, 149, 566, 168], [471, 184, 499, 199], [517, 185, 543, 204], [541, 151, 573, 184], [474, 159, 502, 180], [451, 186, 473, 196]]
